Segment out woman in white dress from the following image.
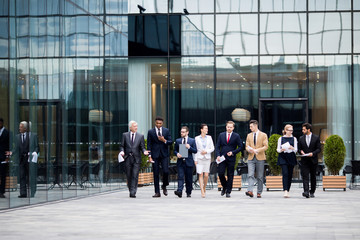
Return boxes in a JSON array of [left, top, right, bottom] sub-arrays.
[[194, 124, 215, 198]]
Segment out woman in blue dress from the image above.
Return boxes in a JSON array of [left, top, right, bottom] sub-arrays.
[[277, 124, 298, 198]]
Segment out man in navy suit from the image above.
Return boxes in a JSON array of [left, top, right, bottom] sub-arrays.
[[216, 121, 243, 198], [174, 126, 197, 198], [298, 123, 321, 198], [147, 116, 173, 197], [0, 118, 9, 198]]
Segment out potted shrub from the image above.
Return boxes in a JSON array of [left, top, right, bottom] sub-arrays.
[[323, 135, 346, 191], [138, 139, 153, 185], [265, 134, 282, 191]]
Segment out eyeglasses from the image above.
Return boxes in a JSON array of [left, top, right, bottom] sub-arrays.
[[180, 131, 187, 133], [286, 129, 293, 132]]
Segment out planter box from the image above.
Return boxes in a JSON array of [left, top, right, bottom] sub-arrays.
[[323, 176, 346, 191], [217, 176, 242, 191], [138, 172, 154, 185], [266, 176, 283, 191], [1, 176, 17, 191]]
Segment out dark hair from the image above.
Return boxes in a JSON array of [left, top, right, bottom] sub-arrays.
[[226, 121, 235, 127], [302, 123, 312, 132], [155, 116, 164, 122], [0, 118, 3, 123], [181, 126, 189, 132], [199, 123, 207, 133], [249, 120, 258, 126]]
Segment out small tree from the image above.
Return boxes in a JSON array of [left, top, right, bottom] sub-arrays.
[[266, 134, 282, 176], [324, 135, 346, 175], [140, 139, 150, 172]]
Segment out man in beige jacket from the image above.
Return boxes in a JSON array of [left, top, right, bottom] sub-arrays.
[[245, 120, 268, 198]]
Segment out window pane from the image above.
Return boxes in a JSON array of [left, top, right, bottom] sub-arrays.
[[260, 56, 306, 98], [355, 13, 360, 53], [181, 15, 214, 55], [105, 0, 128, 14], [0, 18, 8, 58], [216, 0, 257, 13], [105, 16, 128, 56], [308, 0, 351, 11], [128, 0, 167, 14], [309, 55, 352, 166], [355, 56, 360, 160], [216, 14, 258, 55], [170, 57, 214, 139], [309, 13, 351, 54], [260, 0, 306, 12], [170, 0, 214, 13], [216, 56, 258, 137], [0, 0, 9, 16], [260, 13, 306, 54]]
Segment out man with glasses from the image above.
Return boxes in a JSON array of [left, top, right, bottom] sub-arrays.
[[174, 126, 197, 198]]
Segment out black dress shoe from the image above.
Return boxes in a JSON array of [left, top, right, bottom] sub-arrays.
[[152, 193, 161, 198], [310, 193, 315, 198], [302, 192, 310, 198], [186, 194, 191, 198], [130, 194, 136, 198], [162, 187, 168, 196], [226, 193, 231, 198], [174, 190, 182, 198], [0, 193, 5, 198], [18, 195, 27, 198], [221, 189, 226, 196]]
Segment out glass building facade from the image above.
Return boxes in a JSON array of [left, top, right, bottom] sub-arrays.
[[0, 0, 359, 209]]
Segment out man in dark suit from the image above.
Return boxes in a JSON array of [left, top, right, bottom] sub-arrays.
[[174, 126, 197, 198], [298, 123, 321, 198], [216, 121, 243, 198], [120, 121, 149, 198], [0, 118, 10, 198], [9, 121, 39, 198], [147, 116, 172, 197]]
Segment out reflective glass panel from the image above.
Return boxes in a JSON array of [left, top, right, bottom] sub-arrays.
[[308, 0, 351, 11], [216, 14, 258, 55], [0, 18, 8, 58], [216, 0, 257, 13], [105, 0, 128, 14], [355, 56, 360, 160], [105, 16, 128, 56], [170, 0, 214, 13], [128, 0, 167, 14], [170, 57, 214, 139], [260, 13, 306, 54], [355, 0, 360, 10], [216, 56, 258, 137], [260, 56, 306, 98], [181, 15, 214, 55], [309, 55, 352, 165], [355, 13, 360, 53], [309, 13, 351, 54], [260, 0, 306, 12], [0, 0, 9, 16]]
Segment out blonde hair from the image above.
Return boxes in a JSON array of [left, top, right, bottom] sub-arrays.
[[282, 124, 293, 135]]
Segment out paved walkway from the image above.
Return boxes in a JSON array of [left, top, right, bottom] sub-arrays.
[[1, 186, 360, 240]]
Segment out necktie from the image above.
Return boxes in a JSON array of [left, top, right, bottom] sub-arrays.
[[131, 133, 134, 145], [22, 134, 25, 143], [254, 133, 256, 146], [183, 138, 186, 144], [157, 128, 161, 137], [227, 133, 230, 144]]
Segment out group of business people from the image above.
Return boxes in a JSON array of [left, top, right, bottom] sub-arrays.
[[120, 116, 322, 200]]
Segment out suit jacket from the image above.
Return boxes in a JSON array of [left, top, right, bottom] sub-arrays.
[[147, 127, 172, 159], [120, 132, 146, 163], [12, 132, 39, 162], [194, 135, 215, 162], [298, 134, 321, 165], [216, 132, 243, 162], [245, 131, 268, 161], [174, 137, 197, 167], [0, 128, 9, 161]]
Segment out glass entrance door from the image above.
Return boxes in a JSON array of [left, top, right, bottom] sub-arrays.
[[259, 99, 308, 139]]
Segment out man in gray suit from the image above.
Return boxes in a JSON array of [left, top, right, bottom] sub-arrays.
[[120, 121, 149, 198], [8, 121, 39, 198]]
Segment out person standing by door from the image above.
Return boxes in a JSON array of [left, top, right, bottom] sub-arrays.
[[245, 120, 268, 198], [216, 121, 243, 198], [8, 121, 39, 198], [147, 116, 172, 198], [0, 118, 9, 198], [120, 121, 149, 198], [174, 126, 197, 198], [298, 123, 321, 198]]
